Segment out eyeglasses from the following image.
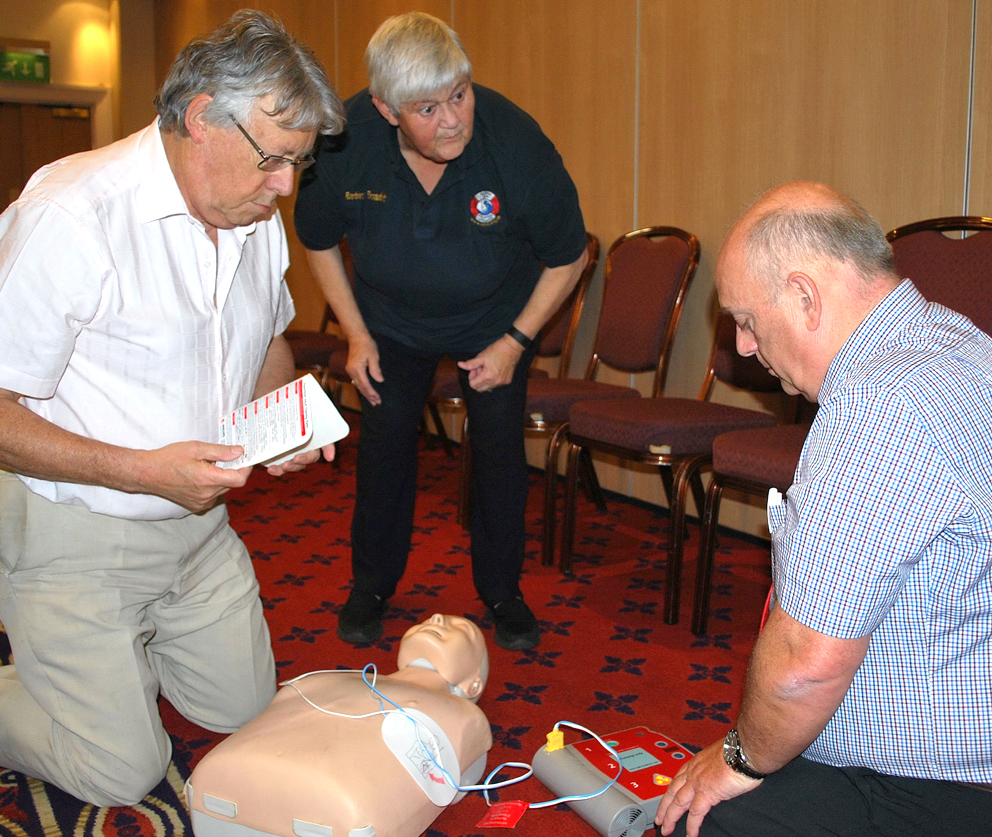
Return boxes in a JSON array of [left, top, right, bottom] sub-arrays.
[[231, 116, 315, 172]]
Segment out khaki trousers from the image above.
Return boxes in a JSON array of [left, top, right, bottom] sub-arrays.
[[0, 472, 275, 806]]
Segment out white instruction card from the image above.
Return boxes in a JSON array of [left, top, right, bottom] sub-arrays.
[[217, 374, 349, 469]]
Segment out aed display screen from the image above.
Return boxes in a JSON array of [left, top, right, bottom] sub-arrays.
[[618, 747, 662, 772]]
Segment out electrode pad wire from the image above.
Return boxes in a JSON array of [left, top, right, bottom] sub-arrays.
[[524, 721, 623, 809], [280, 670, 620, 807]]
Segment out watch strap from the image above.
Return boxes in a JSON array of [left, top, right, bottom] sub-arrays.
[[506, 326, 534, 350], [724, 728, 767, 779]]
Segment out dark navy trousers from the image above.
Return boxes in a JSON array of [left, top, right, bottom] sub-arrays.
[[350, 333, 536, 608], [668, 756, 992, 836]]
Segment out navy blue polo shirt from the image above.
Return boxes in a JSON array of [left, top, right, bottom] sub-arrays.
[[294, 85, 586, 354]]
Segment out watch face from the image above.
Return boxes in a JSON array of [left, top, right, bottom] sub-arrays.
[[723, 729, 739, 766]]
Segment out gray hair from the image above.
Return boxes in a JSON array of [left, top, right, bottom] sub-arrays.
[[744, 197, 896, 299], [155, 10, 344, 137], [365, 12, 472, 113]]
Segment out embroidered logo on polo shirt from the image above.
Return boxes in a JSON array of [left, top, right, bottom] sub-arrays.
[[470, 191, 500, 226]]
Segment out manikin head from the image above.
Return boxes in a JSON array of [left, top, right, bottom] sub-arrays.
[[397, 614, 489, 703]]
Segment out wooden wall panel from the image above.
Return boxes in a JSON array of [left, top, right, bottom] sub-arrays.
[[335, 1, 452, 100], [636, 0, 973, 533], [969, 0, 992, 217]]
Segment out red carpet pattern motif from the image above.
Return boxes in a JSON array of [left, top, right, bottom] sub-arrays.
[[0, 418, 771, 837]]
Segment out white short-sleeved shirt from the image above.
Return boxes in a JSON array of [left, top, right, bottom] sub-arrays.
[[0, 121, 295, 520]]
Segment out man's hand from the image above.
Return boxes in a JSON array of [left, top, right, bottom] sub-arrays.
[[457, 334, 525, 392], [345, 333, 384, 406], [133, 441, 251, 513], [265, 444, 334, 476], [655, 740, 762, 837]]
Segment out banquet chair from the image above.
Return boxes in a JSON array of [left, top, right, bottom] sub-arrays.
[[690, 419, 811, 635], [561, 313, 780, 624], [690, 214, 992, 634], [430, 232, 600, 530], [886, 215, 992, 336], [524, 226, 700, 567]]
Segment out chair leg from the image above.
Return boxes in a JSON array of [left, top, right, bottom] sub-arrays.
[[688, 469, 707, 521], [457, 413, 470, 530], [658, 464, 674, 508], [426, 403, 454, 458], [664, 454, 710, 625], [692, 478, 725, 635], [579, 447, 607, 512], [542, 423, 567, 567], [659, 462, 692, 540], [559, 441, 583, 574]]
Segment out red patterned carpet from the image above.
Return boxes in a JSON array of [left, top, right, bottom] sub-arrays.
[[0, 415, 771, 837]]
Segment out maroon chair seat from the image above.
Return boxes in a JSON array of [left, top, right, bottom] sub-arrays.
[[525, 377, 639, 424], [691, 422, 812, 635], [712, 423, 812, 486], [569, 398, 777, 455], [323, 342, 351, 397], [560, 313, 781, 625]]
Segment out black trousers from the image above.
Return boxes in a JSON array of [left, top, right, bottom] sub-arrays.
[[668, 756, 992, 836], [350, 333, 536, 607]]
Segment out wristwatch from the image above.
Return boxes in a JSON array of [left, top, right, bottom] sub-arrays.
[[722, 728, 767, 780]]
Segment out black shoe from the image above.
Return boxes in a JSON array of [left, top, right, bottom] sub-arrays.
[[487, 597, 540, 651], [337, 588, 387, 644]]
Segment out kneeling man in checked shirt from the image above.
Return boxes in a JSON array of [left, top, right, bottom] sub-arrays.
[[656, 181, 992, 837]]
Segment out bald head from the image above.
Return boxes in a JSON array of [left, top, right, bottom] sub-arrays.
[[716, 182, 900, 402], [724, 181, 897, 301]]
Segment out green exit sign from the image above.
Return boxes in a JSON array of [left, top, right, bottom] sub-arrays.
[[1, 40, 51, 84]]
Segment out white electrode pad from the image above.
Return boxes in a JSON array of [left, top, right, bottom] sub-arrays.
[[380, 708, 461, 806]]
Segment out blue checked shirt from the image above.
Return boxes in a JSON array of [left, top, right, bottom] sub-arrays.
[[771, 280, 992, 783]]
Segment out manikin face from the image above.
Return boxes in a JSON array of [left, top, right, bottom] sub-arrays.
[[379, 78, 475, 165], [187, 96, 317, 232], [398, 614, 487, 699]]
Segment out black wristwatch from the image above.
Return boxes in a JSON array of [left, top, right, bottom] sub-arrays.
[[722, 728, 767, 780]]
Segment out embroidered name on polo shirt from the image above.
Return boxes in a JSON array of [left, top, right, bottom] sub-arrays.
[[345, 190, 387, 202]]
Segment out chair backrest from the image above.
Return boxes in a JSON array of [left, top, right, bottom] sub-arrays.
[[886, 216, 992, 337], [699, 313, 782, 399], [586, 226, 700, 396], [537, 232, 600, 377]]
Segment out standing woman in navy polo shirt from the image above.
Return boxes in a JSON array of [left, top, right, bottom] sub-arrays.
[[295, 12, 587, 651]]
